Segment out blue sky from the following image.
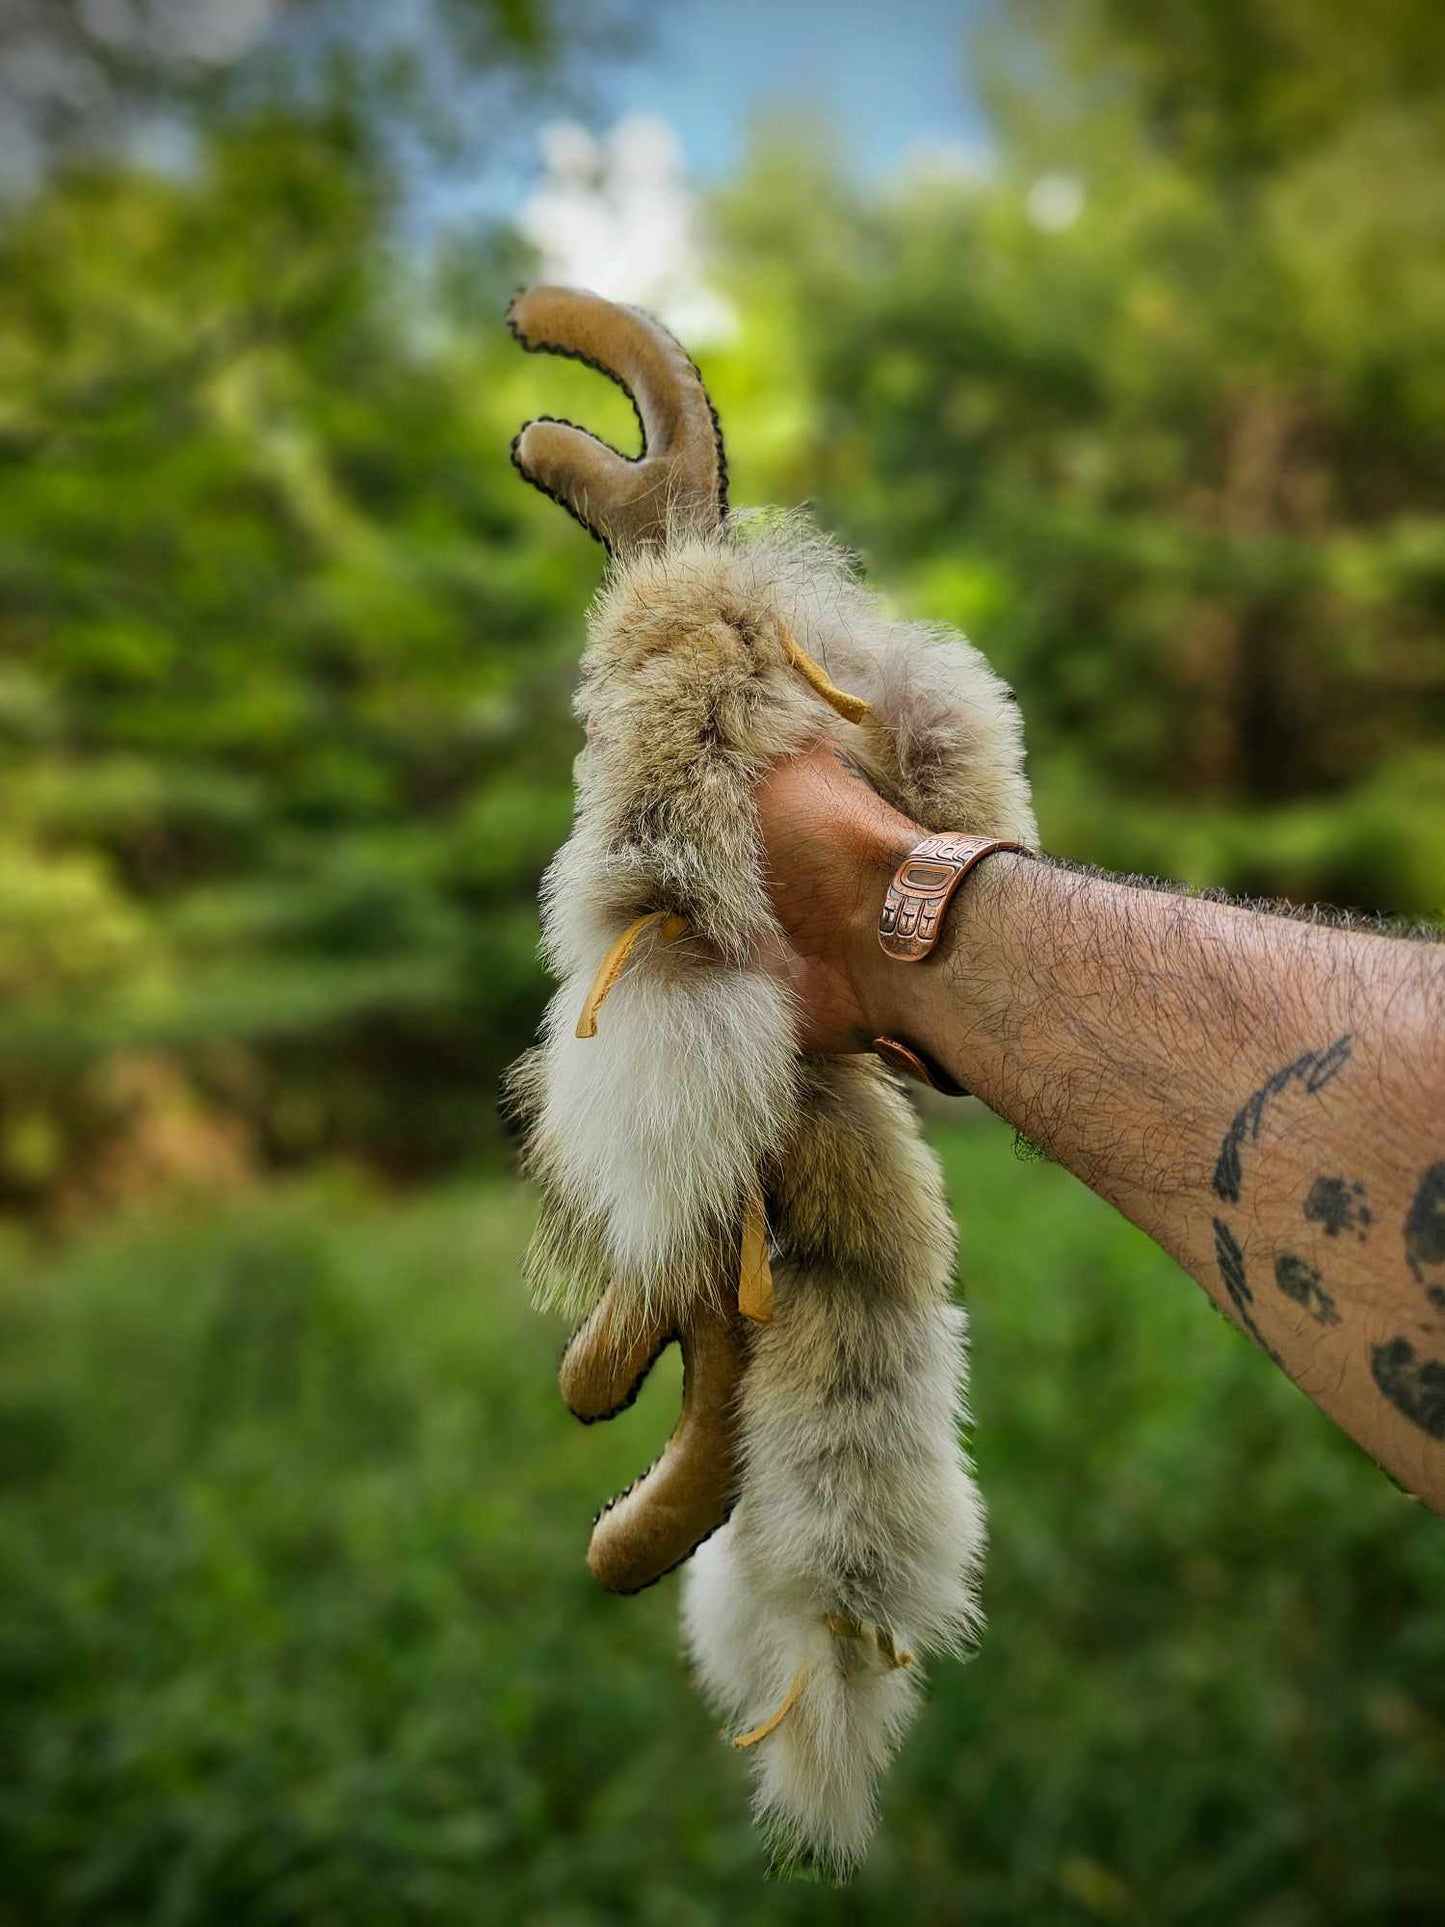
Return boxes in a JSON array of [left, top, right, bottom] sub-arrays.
[[416, 0, 998, 240], [472, 0, 1001, 335], [601, 0, 991, 182]]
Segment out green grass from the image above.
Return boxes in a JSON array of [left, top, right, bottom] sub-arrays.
[[2, 1117, 1442, 1924]]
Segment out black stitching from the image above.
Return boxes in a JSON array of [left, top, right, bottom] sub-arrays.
[[589, 1447, 739, 1595], [507, 293, 647, 447], [558, 1325, 674, 1425], [580, 1304, 748, 1593], [603, 1503, 737, 1595], [505, 290, 729, 553], [508, 420, 616, 553]]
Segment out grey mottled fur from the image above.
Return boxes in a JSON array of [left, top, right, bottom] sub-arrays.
[[507, 511, 1034, 1873]]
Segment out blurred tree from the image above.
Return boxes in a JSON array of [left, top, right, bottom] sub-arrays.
[[715, 0, 1445, 914], [0, 0, 643, 194], [1, 0, 1442, 1214], [0, 4, 642, 1205]]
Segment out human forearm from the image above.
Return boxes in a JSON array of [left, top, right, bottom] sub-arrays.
[[846, 847, 1445, 1507]]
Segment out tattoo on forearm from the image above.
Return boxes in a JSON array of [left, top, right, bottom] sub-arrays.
[[831, 746, 874, 787], [1304, 1176, 1371, 1243], [1211, 1217, 1276, 1356], [1365, 1164, 1445, 1442], [1212, 1035, 1353, 1205], [1370, 1337, 1445, 1441], [1272, 1252, 1340, 1327], [1404, 1162, 1445, 1307], [1208, 1042, 1355, 1362], [1202, 1025, 1445, 1458]]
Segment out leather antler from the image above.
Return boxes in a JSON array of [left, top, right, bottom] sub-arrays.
[[507, 285, 727, 555], [560, 1283, 746, 1593]]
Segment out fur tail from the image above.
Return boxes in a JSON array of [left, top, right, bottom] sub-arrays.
[[682, 1270, 984, 1876]]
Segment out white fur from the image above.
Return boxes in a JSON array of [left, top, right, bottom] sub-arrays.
[[528, 958, 798, 1322], [511, 514, 1030, 1874], [684, 1287, 984, 1872]]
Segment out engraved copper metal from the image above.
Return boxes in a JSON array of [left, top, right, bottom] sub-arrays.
[[872, 1035, 969, 1097], [877, 833, 1026, 963]]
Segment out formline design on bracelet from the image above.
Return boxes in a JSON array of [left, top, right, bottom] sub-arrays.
[[877, 833, 1028, 963]]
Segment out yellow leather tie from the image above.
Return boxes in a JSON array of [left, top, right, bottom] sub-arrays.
[[738, 1184, 775, 1324], [575, 911, 690, 1039], [778, 622, 871, 725]]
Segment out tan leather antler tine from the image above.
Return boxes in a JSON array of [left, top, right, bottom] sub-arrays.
[[507, 285, 727, 555], [560, 1284, 672, 1424], [585, 1300, 747, 1595], [509, 418, 638, 546]]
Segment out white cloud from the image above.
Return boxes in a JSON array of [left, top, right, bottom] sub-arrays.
[[154, 0, 280, 66], [519, 113, 736, 345], [75, 0, 281, 65], [1026, 172, 1085, 233], [895, 137, 995, 193]]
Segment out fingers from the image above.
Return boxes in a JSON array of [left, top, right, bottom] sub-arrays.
[[506, 285, 727, 555]]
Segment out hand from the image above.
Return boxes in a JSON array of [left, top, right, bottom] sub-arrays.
[[753, 741, 921, 1052]]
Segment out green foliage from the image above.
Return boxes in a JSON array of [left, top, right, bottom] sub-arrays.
[[2, 8, 1440, 1912], [1, 1121, 1441, 1923], [0, 0, 635, 182], [0, 112, 603, 1195], [711, 1, 1445, 911], [1, 0, 1442, 1204]]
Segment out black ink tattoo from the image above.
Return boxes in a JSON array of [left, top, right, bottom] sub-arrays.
[[831, 746, 874, 787], [1212, 1035, 1353, 1204], [1369, 1336, 1445, 1440], [1304, 1176, 1371, 1242], [1212, 1217, 1266, 1349], [1272, 1251, 1340, 1327], [1403, 1163, 1445, 1309]]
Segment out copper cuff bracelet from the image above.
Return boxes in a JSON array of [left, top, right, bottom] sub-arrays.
[[877, 833, 1027, 964], [872, 832, 1028, 1095], [872, 1034, 968, 1097]]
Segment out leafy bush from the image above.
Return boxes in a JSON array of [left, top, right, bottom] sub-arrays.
[[2, 1120, 1441, 1923], [3, 2, 1443, 1211]]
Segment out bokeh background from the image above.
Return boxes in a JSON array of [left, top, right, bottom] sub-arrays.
[[2, 1, 1443, 1920]]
